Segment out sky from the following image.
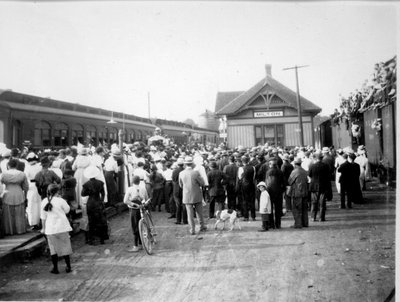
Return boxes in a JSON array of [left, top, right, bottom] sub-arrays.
[[0, 1, 397, 124]]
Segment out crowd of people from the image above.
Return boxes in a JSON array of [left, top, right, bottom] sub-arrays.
[[0, 135, 371, 261]]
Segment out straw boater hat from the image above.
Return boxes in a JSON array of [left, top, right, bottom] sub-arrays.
[[184, 156, 193, 164], [84, 166, 100, 179]]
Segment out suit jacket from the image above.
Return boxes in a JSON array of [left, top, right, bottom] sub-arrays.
[[338, 161, 360, 186], [265, 166, 285, 196], [223, 163, 238, 188], [288, 166, 308, 197], [179, 167, 205, 204], [308, 161, 331, 193], [207, 169, 226, 197], [172, 166, 184, 200]]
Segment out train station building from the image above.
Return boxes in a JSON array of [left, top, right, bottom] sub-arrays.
[[215, 65, 321, 148]]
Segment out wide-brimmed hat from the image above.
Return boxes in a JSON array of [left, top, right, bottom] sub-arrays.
[[112, 149, 122, 156], [184, 156, 193, 164], [176, 157, 184, 165], [84, 165, 100, 179], [282, 154, 290, 161], [26, 152, 39, 162], [257, 181, 267, 189], [322, 147, 330, 153], [2, 149, 11, 158]]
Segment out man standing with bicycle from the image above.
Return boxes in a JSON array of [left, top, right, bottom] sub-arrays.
[[179, 156, 207, 235], [123, 175, 149, 252]]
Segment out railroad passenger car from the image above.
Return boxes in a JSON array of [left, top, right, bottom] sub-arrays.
[[0, 90, 218, 149]]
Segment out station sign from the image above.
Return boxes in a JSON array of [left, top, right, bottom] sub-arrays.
[[254, 111, 283, 118]]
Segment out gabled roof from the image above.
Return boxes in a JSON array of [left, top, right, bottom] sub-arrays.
[[216, 75, 321, 115], [215, 91, 244, 113]]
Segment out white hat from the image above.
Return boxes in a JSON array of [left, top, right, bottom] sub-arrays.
[[84, 166, 100, 179], [322, 147, 329, 153], [2, 149, 11, 157], [257, 181, 267, 189], [184, 156, 193, 164], [176, 157, 184, 165], [26, 152, 39, 162]]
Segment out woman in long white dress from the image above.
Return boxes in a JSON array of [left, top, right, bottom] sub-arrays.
[[334, 149, 346, 194], [24, 152, 42, 229], [355, 146, 370, 190], [72, 148, 92, 208]]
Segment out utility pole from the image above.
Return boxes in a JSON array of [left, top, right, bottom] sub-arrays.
[[283, 65, 309, 147]]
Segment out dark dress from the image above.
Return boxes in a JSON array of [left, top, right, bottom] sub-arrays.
[[81, 178, 108, 243], [265, 166, 285, 228]]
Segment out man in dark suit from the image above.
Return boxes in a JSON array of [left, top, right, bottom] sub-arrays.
[[265, 159, 285, 228], [288, 157, 309, 228], [218, 152, 229, 171], [308, 152, 331, 222], [338, 153, 363, 208], [240, 156, 256, 221], [207, 161, 227, 218], [172, 158, 187, 225], [223, 156, 238, 211]]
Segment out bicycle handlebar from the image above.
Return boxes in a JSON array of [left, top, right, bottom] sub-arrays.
[[130, 198, 152, 210]]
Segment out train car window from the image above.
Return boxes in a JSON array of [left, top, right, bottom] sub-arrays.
[[86, 125, 97, 146], [108, 127, 118, 144], [34, 121, 51, 147], [71, 124, 84, 146], [0, 120, 4, 143], [54, 122, 68, 147]]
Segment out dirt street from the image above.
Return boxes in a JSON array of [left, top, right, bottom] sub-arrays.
[[0, 188, 395, 302]]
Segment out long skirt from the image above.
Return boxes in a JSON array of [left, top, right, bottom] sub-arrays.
[[47, 232, 73, 256], [26, 183, 42, 226], [2, 203, 27, 235], [104, 171, 118, 205]]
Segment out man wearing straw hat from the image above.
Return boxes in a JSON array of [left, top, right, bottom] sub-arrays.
[[179, 156, 206, 235]]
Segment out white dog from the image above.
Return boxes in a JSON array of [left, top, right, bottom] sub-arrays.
[[214, 209, 241, 231]]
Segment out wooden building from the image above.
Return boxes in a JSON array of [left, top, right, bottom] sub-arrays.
[[215, 65, 321, 148]]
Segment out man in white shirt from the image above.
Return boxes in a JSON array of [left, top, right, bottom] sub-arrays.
[[124, 175, 149, 252]]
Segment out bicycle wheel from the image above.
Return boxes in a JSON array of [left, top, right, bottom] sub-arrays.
[[138, 219, 153, 255], [145, 211, 157, 244]]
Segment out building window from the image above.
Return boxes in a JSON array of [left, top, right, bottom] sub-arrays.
[[54, 122, 68, 147], [34, 121, 51, 147], [255, 124, 284, 147], [72, 124, 84, 145]]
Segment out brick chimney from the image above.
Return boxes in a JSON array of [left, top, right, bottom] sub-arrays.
[[265, 64, 272, 77]]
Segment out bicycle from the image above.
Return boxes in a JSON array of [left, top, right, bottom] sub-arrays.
[[130, 198, 157, 255]]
